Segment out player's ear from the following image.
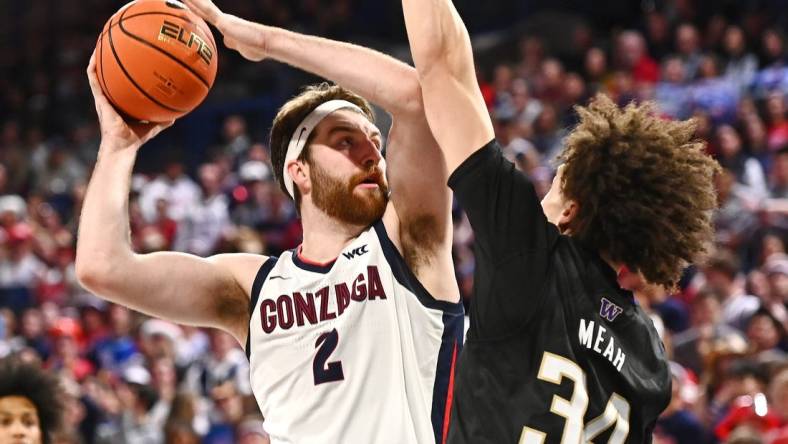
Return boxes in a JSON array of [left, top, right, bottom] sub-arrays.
[[557, 199, 578, 234], [288, 159, 311, 195]]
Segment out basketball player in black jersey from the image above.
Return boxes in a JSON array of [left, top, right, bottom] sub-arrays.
[[400, 1, 720, 443]]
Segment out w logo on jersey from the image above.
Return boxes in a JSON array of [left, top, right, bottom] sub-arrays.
[[599, 297, 623, 322], [342, 245, 369, 260]]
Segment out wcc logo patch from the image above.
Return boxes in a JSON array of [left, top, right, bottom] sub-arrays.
[[599, 297, 624, 322], [342, 245, 369, 260]]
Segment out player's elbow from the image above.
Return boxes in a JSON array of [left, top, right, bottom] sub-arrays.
[[75, 257, 107, 293], [395, 76, 426, 117], [411, 26, 470, 79], [75, 252, 125, 295]]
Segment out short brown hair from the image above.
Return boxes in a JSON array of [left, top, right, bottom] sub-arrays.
[[269, 83, 374, 207], [558, 94, 720, 288], [704, 248, 740, 281]]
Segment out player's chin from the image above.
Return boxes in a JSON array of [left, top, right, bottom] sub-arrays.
[[354, 193, 388, 220]]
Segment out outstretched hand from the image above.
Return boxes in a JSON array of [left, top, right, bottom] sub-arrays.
[[86, 51, 173, 151], [183, 0, 268, 61]]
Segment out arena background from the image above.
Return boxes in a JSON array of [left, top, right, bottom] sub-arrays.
[[1, 0, 787, 442]]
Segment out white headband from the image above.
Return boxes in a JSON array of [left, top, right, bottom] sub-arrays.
[[283, 100, 365, 198]]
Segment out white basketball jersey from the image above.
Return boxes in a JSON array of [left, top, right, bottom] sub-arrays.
[[246, 220, 464, 444]]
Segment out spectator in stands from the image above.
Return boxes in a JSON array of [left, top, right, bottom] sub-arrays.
[[767, 368, 788, 442], [89, 305, 141, 375], [45, 317, 93, 382], [204, 380, 246, 444], [174, 163, 231, 256], [761, 28, 788, 68], [644, 10, 672, 60], [96, 365, 164, 444], [656, 363, 706, 444], [656, 55, 692, 119], [617, 30, 659, 84], [220, 115, 251, 163], [707, 360, 769, 427], [583, 47, 612, 95], [762, 257, 788, 326], [702, 250, 761, 331], [14, 307, 51, 360], [714, 169, 761, 255], [766, 92, 788, 151], [138, 159, 200, 223], [138, 319, 181, 365], [0, 222, 45, 315], [716, 125, 769, 199], [183, 330, 250, 399], [0, 357, 66, 444], [534, 58, 565, 103], [722, 25, 759, 92], [673, 287, 746, 376], [745, 309, 787, 357], [675, 23, 704, 80], [742, 114, 770, 169]]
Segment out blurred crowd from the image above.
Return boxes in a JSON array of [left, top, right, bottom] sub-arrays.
[[2, 0, 788, 443]]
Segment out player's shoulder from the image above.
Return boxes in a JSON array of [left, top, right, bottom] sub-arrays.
[[208, 253, 270, 298], [208, 252, 269, 270], [548, 237, 615, 298]]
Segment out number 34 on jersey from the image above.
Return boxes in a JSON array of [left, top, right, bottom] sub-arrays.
[[520, 352, 631, 444]]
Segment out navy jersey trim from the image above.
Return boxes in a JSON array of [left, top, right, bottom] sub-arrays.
[[373, 220, 464, 314], [290, 249, 337, 274], [431, 311, 464, 444], [246, 256, 278, 360]]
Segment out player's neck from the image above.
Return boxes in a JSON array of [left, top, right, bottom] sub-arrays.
[[299, 204, 366, 263], [600, 251, 634, 291]]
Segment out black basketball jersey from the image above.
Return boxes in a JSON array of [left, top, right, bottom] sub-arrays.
[[447, 141, 671, 444]]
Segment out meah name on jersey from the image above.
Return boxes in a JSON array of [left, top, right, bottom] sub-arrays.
[[261, 265, 386, 333], [578, 298, 628, 372]]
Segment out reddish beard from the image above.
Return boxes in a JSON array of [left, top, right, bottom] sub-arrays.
[[309, 163, 389, 226]]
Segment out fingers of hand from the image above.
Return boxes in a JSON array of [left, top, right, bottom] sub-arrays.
[[184, 0, 220, 23], [86, 51, 106, 119], [86, 51, 101, 95]]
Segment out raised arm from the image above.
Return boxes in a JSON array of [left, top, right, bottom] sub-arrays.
[[76, 53, 264, 344], [184, 0, 455, 284], [400, 0, 495, 173]]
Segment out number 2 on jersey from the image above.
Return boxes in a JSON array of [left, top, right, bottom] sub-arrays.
[[520, 352, 630, 444], [313, 329, 344, 385]]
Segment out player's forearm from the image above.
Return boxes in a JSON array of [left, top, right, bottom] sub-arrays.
[[75, 144, 137, 291], [401, 0, 472, 77], [262, 26, 422, 116]]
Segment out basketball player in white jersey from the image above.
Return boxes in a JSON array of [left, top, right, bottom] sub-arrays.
[[77, 1, 462, 443]]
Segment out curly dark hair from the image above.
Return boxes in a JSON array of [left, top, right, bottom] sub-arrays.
[[0, 357, 65, 444], [558, 94, 720, 288]]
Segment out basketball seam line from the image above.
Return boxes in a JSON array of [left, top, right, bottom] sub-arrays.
[[108, 9, 187, 115], [118, 13, 211, 89], [109, 10, 217, 48], [98, 18, 123, 115]]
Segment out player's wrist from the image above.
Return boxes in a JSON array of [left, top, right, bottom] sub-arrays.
[[98, 138, 142, 157]]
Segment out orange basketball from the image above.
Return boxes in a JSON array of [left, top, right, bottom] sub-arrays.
[[95, 0, 218, 122]]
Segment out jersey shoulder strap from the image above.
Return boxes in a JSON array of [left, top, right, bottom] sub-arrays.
[[246, 256, 278, 359], [372, 220, 462, 314]]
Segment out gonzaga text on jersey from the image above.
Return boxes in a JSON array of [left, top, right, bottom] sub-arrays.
[[259, 266, 387, 333]]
